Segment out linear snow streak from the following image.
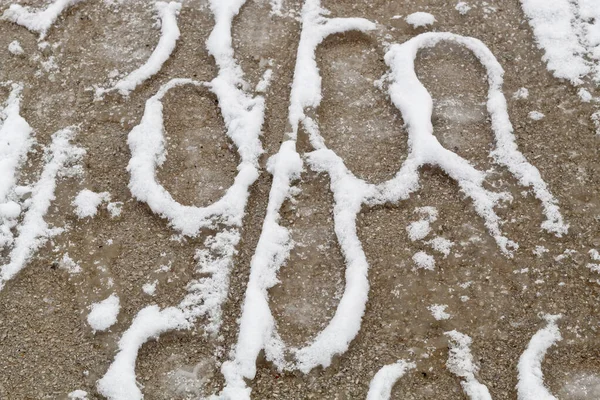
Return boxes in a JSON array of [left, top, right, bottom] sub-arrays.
[[0, 128, 85, 291], [99, 1, 182, 97], [366, 360, 415, 400], [0, 83, 34, 249], [1, 0, 86, 39], [517, 314, 561, 400], [218, 2, 375, 398], [445, 330, 493, 400], [520, 0, 600, 85], [97, 0, 266, 398]]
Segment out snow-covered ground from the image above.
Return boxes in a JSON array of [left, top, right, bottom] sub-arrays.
[[0, 0, 600, 399]]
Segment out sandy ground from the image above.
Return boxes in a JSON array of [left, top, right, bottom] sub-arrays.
[[1, 0, 600, 399]]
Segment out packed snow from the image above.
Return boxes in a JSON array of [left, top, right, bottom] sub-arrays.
[[87, 294, 121, 332]]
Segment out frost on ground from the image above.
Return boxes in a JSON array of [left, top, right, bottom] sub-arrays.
[[405, 12, 436, 28], [1, 0, 86, 40], [366, 360, 415, 400], [517, 314, 561, 400], [96, 1, 182, 97], [72, 189, 110, 218], [445, 330, 492, 400], [0, 128, 85, 291], [87, 294, 120, 332]]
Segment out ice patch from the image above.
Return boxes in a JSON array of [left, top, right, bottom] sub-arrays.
[[366, 360, 415, 400], [517, 314, 561, 400], [87, 294, 120, 332], [405, 12, 436, 28]]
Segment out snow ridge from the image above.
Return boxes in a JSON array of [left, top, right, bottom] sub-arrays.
[[366, 360, 415, 400], [382, 32, 568, 250], [0, 83, 34, 250], [1, 0, 86, 39], [445, 330, 493, 400], [0, 128, 85, 291], [97, 1, 182, 97], [219, 2, 375, 398], [98, 0, 266, 398], [517, 314, 561, 400]]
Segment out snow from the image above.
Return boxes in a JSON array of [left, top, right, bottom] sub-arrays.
[[366, 360, 415, 400], [383, 32, 568, 250], [513, 87, 529, 99], [97, 306, 189, 399], [106, 201, 123, 218], [67, 390, 88, 399], [528, 111, 545, 120], [405, 12, 436, 28], [8, 40, 23, 55], [445, 330, 492, 400], [520, 0, 589, 85], [59, 253, 82, 274], [256, 68, 274, 93], [98, 2, 182, 97], [455, 2, 472, 15], [87, 294, 120, 332], [99, 0, 266, 397], [72, 189, 110, 218], [406, 206, 437, 241], [427, 236, 453, 257], [1, 0, 85, 40], [578, 88, 593, 102], [142, 280, 158, 296], [0, 128, 85, 291], [0, 83, 33, 249], [413, 251, 435, 271], [517, 314, 561, 400], [429, 304, 450, 320]]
